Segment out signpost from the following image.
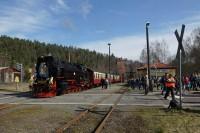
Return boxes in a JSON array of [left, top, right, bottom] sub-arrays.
[[175, 24, 186, 109], [16, 63, 23, 83]]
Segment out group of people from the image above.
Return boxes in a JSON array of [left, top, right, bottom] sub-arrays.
[[160, 73, 200, 98], [128, 77, 147, 90], [182, 73, 200, 91], [128, 72, 200, 100], [100, 78, 109, 89]]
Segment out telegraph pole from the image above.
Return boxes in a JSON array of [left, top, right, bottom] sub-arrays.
[[21, 64, 23, 83], [146, 22, 151, 94], [108, 43, 111, 88], [68, 52, 71, 63]]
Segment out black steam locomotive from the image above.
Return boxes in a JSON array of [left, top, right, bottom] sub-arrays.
[[31, 55, 93, 97], [31, 55, 120, 98]]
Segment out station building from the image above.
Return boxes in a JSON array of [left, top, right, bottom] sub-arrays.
[[0, 67, 20, 83], [137, 62, 176, 78]]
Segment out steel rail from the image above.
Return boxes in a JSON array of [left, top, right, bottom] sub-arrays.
[[56, 86, 127, 133], [94, 88, 127, 133]]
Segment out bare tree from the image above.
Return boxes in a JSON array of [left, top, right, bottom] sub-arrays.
[[139, 40, 170, 64], [139, 48, 147, 63], [151, 40, 170, 63]]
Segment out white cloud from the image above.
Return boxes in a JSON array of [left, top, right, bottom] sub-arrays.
[[0, 1, 56, 35], [79, 14, 200, 61], [57, 0, 67, 8], [79, 35, 146, 60], [80, 0, 93, 19], [0, 8, 51, 34], [50, 0, 70, 12]]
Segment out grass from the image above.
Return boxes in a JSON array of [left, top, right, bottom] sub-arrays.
[[0, 105, 72, 132], [131, 107, 200, 133]]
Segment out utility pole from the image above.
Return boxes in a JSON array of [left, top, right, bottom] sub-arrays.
[[68, 52, 71, 63], [108, 43, 111, 88], [146, 21, 152, 94]]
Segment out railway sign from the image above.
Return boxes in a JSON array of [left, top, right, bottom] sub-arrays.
[[174, 24, 186, 109], [16, 63, 23, 83], [175, 24, 186, 58]]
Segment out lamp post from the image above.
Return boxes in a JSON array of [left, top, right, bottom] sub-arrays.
[[108, 43, 111, 88], [146, 21, 152, 94]]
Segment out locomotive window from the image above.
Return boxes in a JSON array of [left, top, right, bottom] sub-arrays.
[[38, 62, 49, 78]]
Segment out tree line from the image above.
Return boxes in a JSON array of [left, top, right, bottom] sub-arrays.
[[0, 35, 138, 80]]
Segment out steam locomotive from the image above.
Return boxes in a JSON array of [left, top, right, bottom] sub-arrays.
[[31, 55, 120, 97]]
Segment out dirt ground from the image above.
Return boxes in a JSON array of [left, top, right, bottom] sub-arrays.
[[58, 106, 200, 133], [1, 104, 200, 133], [0, 105, 75, 133], [102, 106, 200, 133], [0, 83, 30, 92]]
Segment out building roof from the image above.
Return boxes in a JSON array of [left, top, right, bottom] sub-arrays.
[[137, 62, 176, 70], [0, 67, 9, 70], [0, 67, 20, 72]]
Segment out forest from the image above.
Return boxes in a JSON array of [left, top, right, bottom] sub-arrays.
[[0, 35, 138, 80]]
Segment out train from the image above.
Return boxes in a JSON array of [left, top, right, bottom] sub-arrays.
[[31, 55, 121, 97]]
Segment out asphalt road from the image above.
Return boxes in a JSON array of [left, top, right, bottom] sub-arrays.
[[0, 83, 200, 109]]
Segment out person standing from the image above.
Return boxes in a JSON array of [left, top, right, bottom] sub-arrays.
[[160, 73, 167, 95], [100, 78, 105, 89], [15, 75, 20, 90], [164, 74, 176, 100], [29, 74, 35, 88], [105, 78, 108, 89]]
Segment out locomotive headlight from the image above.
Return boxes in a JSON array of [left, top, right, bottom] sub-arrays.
[[49, 77, 54, 84]]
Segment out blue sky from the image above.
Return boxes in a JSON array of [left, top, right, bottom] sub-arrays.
[[0, 0, 200, 60]]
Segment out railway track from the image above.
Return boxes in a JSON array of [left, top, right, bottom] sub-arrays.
[[56, 86, 128, 133]]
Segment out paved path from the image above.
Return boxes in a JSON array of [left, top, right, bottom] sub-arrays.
[[0, 84, 200, 109]]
